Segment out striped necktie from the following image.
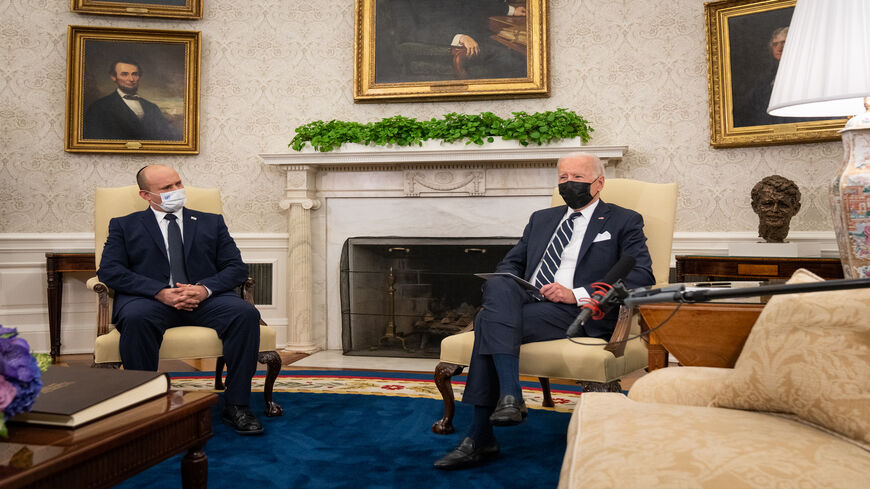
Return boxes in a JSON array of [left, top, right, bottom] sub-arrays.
[[535, 211, 584, 287], [164, 214, 188, 285]]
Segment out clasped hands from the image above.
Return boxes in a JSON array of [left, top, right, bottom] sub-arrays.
[[155, 283, 209, 311]]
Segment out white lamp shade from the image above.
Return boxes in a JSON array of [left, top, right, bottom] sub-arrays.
[[767, 0, 870, 118]]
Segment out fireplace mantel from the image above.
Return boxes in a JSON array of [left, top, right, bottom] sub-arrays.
[[259, 142, 628, 353], [261, 141, 627, 169]]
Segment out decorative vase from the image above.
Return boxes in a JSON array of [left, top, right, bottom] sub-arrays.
[[830, 108, 870, 278]]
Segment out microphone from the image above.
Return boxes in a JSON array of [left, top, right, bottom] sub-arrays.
[[566, 255, 636, 337]]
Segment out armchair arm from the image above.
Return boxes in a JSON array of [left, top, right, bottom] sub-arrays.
[[86, 276, 113, 336], [603, 305, 633, 357], [242, 277, 267, 326], [627, 366, 734, 407]]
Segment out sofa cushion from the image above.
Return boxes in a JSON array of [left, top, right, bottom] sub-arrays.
[[559, 393, 870, 489], [711, 269, 870, 446]]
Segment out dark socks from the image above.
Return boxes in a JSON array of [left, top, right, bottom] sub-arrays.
[[492, 353, 522, 400], [467, 405, 495, 444]]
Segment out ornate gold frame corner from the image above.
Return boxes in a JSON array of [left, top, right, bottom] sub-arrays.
[[354, 0, 549, 102], [65, 26, 201, 154], [71, 0, 203, 20], [705, 0, 845, 148]]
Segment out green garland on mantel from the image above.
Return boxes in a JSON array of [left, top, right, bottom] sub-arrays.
[[289, 108, 593, 152]]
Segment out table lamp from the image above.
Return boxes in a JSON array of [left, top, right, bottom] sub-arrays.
[[767, 0, 870, 278]]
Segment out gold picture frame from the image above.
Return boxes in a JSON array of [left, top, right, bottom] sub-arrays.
[[705, 0, 846, 148], [71, 0, 203, 20], [65, 26, 201, 154], [353, 0, 549, 102]]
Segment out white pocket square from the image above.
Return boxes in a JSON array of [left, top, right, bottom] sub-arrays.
[[592, 231, 611, 243]]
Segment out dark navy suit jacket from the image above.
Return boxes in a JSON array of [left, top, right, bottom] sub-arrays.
[[83, 91, 179, 140], [97, 207, 248, 323], [495, 201, 655, 337]]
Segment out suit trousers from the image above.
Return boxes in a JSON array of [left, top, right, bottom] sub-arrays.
[[461, 275, 583, 407], [115, 292, 260, 406]]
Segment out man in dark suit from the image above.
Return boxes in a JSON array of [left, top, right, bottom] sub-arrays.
[[83, 58, 180, 140], [434, 153, 655, 469], [97, 164, 263, 435]]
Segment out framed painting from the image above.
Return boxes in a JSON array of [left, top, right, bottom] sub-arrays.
[[354, 0, 549, 102], [705, 0, 846, 148], [65, 26, 201, 154], [70, 0, 203, 20]]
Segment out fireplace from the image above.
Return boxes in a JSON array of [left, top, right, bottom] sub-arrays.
[[340, 237, 516, 357], [260, 142, 626, 353]]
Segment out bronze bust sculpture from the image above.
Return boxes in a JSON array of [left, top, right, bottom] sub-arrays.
[[750, 175, 802, 243]]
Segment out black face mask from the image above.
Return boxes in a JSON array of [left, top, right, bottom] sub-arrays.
[[559, 180, 597, 209]]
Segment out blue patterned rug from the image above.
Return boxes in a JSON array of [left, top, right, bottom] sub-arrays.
[[112, 371, 575, 489]]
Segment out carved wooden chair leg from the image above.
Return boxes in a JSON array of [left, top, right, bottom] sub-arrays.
[[538, 377, 555, 407], [258, 350, 284, 417], [577, 380, 622, 393], [214, 356, 226, 390], [92, 361, 122, 369], [432, 361, 465, 434]]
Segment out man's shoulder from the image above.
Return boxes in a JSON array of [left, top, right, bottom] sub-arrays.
[[112, 208, 150, 222], [183, 208, 223, 221], [87, 91, 121, 109], [597, 201, 643, 222]]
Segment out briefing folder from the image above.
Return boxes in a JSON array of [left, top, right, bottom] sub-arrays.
[[12, 366, 170, 428], [474, 272, 541, 294]]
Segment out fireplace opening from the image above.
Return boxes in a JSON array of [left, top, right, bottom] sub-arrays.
[[340, 237, 518, 358]]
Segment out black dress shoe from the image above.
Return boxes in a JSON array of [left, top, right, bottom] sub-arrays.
[[489, 395, 528, 426], [222, 404, 264, 435], [434, 437, 499, 470]]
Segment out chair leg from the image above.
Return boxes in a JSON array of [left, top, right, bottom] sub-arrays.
[[538, 377, 555, 407], [432, 361, 465, 434], [577, 380, 623, 393], [258, 350, 283, 417], [214, 356, 226, 391]]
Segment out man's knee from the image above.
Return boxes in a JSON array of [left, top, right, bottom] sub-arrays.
[[116, 298, 171, 330]]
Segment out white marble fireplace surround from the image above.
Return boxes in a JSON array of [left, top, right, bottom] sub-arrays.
[[260, 141, 626, 353]]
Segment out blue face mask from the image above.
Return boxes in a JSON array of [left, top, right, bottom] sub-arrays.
[[147, 188, 186, 213], [559, 180, 597, 209]]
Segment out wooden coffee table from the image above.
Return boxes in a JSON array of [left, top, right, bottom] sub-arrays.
[[0, 391, 217, 489]]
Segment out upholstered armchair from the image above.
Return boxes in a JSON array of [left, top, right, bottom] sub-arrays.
[[87, 185, 283, 417], [559, 269, 870, 488], [433, 178, 678, 433]]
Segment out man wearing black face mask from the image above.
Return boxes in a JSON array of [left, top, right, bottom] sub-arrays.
[[435, 152, 654, 470]]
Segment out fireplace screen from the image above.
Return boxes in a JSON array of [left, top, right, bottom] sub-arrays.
[[340, 237, 517, 358]]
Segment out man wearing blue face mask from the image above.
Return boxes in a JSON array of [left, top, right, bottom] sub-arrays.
[[98, 164, 264, 435], [435, 153, 654, 470]]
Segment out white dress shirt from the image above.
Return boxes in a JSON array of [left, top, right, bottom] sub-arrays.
[[530, 199, 601, 302], [119, 89, 145, 118]]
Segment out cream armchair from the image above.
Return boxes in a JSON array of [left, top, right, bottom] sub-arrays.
[[87, 185, 283, 417], [433, 178, 678, 433]]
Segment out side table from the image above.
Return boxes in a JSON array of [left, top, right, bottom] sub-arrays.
[[45, 252, 96, 360], [638, 302, 765, 371], [675, 255, 843, 282]]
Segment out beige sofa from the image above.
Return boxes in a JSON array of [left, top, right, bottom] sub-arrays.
[[559, 269, 870, 489]]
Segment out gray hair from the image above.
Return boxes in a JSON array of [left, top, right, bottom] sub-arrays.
[[557, 152, 605, 177]]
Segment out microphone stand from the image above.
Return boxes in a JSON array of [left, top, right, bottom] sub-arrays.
[[624, 277, 870, 308]]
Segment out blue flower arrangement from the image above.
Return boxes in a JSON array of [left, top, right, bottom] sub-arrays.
[[0, 326, 51, 437]]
